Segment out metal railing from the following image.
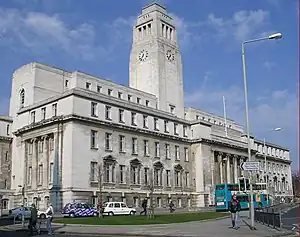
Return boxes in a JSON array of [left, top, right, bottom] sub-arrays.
[[254, 208, 282, 229]]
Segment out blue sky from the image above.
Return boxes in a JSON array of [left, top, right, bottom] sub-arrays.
[[0, 0, 298, 169]]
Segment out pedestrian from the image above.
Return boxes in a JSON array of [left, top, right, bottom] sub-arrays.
[[229, 194, 241, 229], [169, 201, 175, 213], [29, 203, 37, 236], [46, 203, 54, 235], [140, 198, 148, 216]]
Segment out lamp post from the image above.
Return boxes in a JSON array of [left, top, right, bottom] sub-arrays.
[[18, 185, 25, 227], [241, 32, 282, 230], [263, 127, 282, 203]]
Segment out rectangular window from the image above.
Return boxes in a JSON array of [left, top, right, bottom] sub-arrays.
[[41, 107, 46, 120], [119, 109, 124, 123], [118, 92, 123, 99], [97, 85, 102, 93], [154, 118, 159, 130], [31, 111, 36, 123], [90, 162, 97, 182], [38, 164, 43, 185], [132, 138, 138, 154], [119, 135, 125, 153], [119, 165, 125, 184], [143, 115, 148, 128], [90, 130, 98, 149], [28, 167, 32, 185], [128, 95, 132, 101], [154, 169, 162, 186], [91, 102, 97, 117], [137, 97, 141, 104], [155, 142, 160, 157], [65, 80, 69, 88], [52, 103, 57, 117], [145, 100, 149, 107], [166, 170, 170, 186], [174, 123, 178, 135], [108, 89, 112, 96], [105, 106, 112, 120], [86, 82, 91, 90], [183, 126, 187, 137], [105, 133, 112, 150], [175, 146, 179, 160], [175, 170, 181, 186], [165, 144, 170, 159], [131, 112, 137, 126], [49, 163, 54, 183], [104, 164, 115, 183], [144, 168, 149, 185], [164, 120, 169, 133], [144, 140, 149, 156], [170, 105, 175, 114], [185, 172, 189, 187]]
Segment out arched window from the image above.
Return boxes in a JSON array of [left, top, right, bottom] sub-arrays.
[[20, 89, 25, 108]]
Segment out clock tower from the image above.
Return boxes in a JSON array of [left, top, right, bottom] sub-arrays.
[[129, 3, 184, 118]]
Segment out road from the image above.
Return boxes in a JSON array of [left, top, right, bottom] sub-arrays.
[[281, 205, 299, 230]]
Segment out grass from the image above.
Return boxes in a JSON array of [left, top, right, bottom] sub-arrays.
[[54, 212, 229, 225]]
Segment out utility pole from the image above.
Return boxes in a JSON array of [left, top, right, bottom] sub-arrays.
[[98, 163, 103, 218]]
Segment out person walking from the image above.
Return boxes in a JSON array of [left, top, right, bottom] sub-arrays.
[[169, 201, 175, 213], [29, 203, 37, 236], [229, 194, 241, 229], [46, 203, 54, 235], [140, 198, 148, 216]]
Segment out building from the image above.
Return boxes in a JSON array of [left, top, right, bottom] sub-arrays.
[[0, 116, 13, 214], [6, 3, 293, 211]]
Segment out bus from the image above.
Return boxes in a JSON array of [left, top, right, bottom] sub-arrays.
[[236, 193, 271, 210], [252, 183, 267, 193], [215, 183, 239, 211]]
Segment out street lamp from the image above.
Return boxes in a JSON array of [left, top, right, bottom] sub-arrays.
[[263, 128, 282, 200], [18, 185, 25, 227], [241, 32, 283, 230]]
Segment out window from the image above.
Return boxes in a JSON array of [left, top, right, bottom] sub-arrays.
[[175, 170, 181, 186], [52, 103, 57, 116], [144, 140, 149, 156], [65, 80, 69, 88], [175, 146, 179, 160], [6, 124, 9, 135], [97, 85, 102, 93], [131, 166, 140, 184], [185, 172, 189, 187], [146, 100, 149, 107], [119, 109, 124, 123], [119, 135, 125, 152], [90, 130, 98, 149], [132, 138, 138, 154], [143, 115, 148, 128], [164, 120, 169, 133], [174, 123, 178, 135], [119, 165, 125, 183], [49, 163, 54, 183], [154, 118, 159, 130], [108, 89, 112, 96], [38, 164, 43, 185], [196, 115, 199, 120], [155, 142, 160, 157], [5, 151, 8, 161], [105, 133, 112, 150], [91, 102, 97, 117], [144, 168, 149, 185], [118, 92, 123, 99], [170, 105, 175, 114], [137, 97, 141, 104], [31, 111, 36, 123], [166, 170, 170, 186], [104, 163, 115, 183], [86, 82, 91, 89], [154, 168, 162, 186], [114, 203, 120, 208], [184, 148, 189, 161], [20, 89, 25, 108], [128, 95, 132, 101], [183, 126, 187, 137], [165, 144, 170, 159], [28, 167, 32, 185], [41, 107, 46, 120], [90, 162, 97, 182], [131, 112, 137, 126], [105, 106, 111, 120]]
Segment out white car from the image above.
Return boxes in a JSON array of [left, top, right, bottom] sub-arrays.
[[103, 202, 136, 216]]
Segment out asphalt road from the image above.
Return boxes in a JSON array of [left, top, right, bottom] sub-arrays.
[[281, 205, 299, 230]]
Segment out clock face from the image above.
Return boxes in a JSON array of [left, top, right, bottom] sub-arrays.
[[166, 49, 175, 61], [138, 49, 148, 61]]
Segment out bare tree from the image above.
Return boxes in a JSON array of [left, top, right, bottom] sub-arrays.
[[97, 162, 104, 218], [292, 170, 299, 198], [147, 167, 155, 219]]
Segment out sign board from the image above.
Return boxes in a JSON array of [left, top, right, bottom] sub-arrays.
[[240, 162, 259, 171]]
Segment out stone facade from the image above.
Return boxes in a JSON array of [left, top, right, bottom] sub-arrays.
[[2, 3, 294, 211]]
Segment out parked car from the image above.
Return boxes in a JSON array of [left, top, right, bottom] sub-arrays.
[[61, 202, 98, 218], [103, 202, 136, 216], [9, 207, 48, 220]]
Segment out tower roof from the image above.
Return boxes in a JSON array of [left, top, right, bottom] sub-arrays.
[[142, 2, 167, 14]]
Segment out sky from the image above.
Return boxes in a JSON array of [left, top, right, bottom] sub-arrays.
[[0, 0, 298, 170]]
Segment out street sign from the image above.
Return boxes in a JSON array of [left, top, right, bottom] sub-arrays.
[[240, 161, 259, 171]]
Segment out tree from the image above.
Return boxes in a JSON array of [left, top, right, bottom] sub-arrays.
[[147, 167, 155, 219], [97, 162, 104, 218], [292, 170, 299, 198]]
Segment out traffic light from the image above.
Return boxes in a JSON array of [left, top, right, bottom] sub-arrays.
[[239, 177, 245, 191], [245, 178, 250, 191]]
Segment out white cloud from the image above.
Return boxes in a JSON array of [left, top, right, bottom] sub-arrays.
[[0, 8, 108, 60]]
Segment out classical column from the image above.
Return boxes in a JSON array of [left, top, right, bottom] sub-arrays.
[[226, 154, 231, 183], [218, 152, 223, 184], [233, 155, 238, 183]]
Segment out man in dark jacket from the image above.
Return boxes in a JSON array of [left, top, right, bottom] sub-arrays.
[[29, 204, 38, 235], [229, 194, 241, 229], [140, 198, 148, 216]]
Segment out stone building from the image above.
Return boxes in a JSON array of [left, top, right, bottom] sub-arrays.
[[6, 3, 293, 211], [0, 116, 13, 213]]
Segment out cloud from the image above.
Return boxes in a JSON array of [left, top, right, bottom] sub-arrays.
[[263, 61, 276, 71], [0, 8, 108, 60], [206, 10, 270, 42]]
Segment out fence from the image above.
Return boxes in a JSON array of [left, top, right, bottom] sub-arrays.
[[254, 208, 282, 229]]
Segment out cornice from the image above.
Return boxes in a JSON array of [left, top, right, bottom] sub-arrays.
[[0, 136, 13, 142]]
